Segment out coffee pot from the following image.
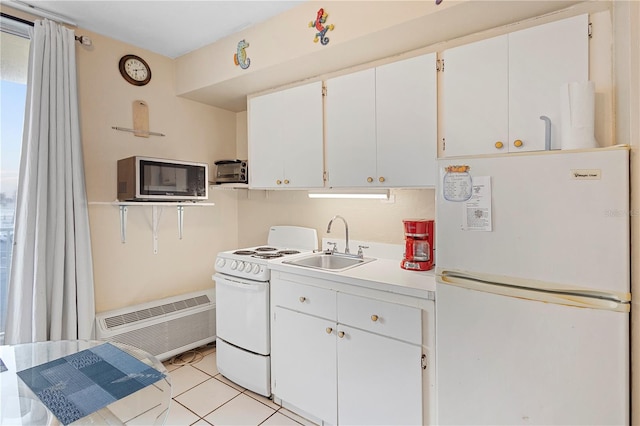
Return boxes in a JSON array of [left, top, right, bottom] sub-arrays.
[[401, 219, 434, 271]]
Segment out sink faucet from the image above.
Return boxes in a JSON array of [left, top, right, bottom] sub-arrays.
[[326, 215, 349, 254]]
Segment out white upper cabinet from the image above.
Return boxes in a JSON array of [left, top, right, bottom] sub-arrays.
[[326, 53, 438, 187], [325, 68, 377, 187], [248, 81, 324, 189], [443, 14, 589, 157]]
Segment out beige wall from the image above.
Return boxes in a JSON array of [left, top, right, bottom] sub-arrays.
[[73, 30, 239, 312], [236, 189, 435, 249]]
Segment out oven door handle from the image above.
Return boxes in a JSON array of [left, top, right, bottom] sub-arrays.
[[214, 274, 266, 290]]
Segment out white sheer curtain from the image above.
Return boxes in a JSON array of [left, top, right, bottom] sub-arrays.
[[5, 19, 95, 344]]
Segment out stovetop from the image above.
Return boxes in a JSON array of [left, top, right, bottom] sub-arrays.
[[215, 245, 312, 281], [232, 246, 304, 259], [214, 226, 318, 282]]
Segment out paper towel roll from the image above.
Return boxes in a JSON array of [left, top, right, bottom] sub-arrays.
[[560, 81, 598, 150]]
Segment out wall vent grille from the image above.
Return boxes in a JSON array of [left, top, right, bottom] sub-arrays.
[[96, 290, 216, 361], [104, 295, 211, 329]]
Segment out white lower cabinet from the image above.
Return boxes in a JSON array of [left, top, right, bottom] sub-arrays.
[[271, 274, 427, 425], [337, 325, 423, 425], [272, 306, 338, 424]]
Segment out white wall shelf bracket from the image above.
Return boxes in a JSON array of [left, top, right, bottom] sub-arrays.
[[88, 201, 215, 254], [152, 205, 163, 254], [119, 205, 128, 243]]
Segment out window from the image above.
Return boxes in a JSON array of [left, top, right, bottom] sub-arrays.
[[0, 16, 30, 344]]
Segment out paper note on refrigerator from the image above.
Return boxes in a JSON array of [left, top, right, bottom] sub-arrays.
[[463, 176, 492, 231]]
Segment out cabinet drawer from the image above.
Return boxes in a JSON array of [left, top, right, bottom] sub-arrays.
[[272, 279, 336, 320], [337, 293, 421, 344]]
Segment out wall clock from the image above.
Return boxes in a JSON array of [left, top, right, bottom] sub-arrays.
[[119, 54, 151, 86]]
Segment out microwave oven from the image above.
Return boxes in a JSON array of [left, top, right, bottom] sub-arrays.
[[117, 156, 208, 201], [213, 159, 248, 184]]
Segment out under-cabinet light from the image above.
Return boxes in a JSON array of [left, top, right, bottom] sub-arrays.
[[307, 190, 390, 200]]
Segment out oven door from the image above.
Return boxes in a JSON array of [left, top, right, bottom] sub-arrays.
[[214, 273, 270, 355]]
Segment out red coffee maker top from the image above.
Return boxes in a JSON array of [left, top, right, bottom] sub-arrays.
[[402, 219, 431, 238]]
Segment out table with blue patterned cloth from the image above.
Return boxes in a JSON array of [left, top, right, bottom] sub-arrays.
[[0, 340, 171, 425]]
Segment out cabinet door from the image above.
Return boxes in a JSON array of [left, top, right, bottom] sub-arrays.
[[325, 68, 377, 187], [272, 307, 337, 424], [337, 325, 423, 425], [443, 35, 509, 157], [376, 53, 437, 186], [248, 90, 285, 187], [508, 14, 589, 151], [280, 82, 325, 188], [249, 82, 324, 189]]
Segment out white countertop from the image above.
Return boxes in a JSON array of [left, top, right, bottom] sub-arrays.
[[269, 255, 436, 300]]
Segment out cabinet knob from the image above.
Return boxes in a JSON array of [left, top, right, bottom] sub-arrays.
[[495, 141, 504, 149], [284, 179, 290, 184], [299, 296, 306, 303], [367, 177, 373, 183], [276, 180, 282, 185], [326, 327, 333, 334], [371, 314, 379, 322], [378, 177, 385, 183], [338, 331, 345, 338], [513, 139, 523, 148]]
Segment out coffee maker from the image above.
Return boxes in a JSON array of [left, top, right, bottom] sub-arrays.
[[401, 219, 434, 271]]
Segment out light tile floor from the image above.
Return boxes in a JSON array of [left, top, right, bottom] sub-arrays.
[[162, 344, 316, 426]]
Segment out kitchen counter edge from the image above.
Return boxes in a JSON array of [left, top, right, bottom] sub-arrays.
[[268, 256, 436, 300]]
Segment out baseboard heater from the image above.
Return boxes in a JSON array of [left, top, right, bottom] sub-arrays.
[[95, 289, 216, 361]]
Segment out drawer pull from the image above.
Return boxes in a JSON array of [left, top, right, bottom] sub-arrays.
[[276, 180, 282, 185], [367, 177, 373, 183], [513, 139, 523, 148], [338, 331, 345, 338], [299, 296, 306, 303], [371, 314, 379, 322], [326, 327, 333, 334], [284, 179, 290, 184], [378, 176, 385, 183]]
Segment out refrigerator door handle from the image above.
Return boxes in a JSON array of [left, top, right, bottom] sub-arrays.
[[437, 269, 630, 313]]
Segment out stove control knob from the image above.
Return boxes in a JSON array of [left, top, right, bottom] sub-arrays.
[[216, 258, 226, 268], [244, 262, 253, 273], [237, 261, 245, 271], [230, 260, 238, 270], [252, 264, 261, 274]]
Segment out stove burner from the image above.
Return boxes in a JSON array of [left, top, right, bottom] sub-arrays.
[[255, 246, 278, 252], [252, 253, 284, 259], [277, 250, 300, 255], [233, 250, 257, 256]]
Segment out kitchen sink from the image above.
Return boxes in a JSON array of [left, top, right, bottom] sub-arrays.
[[283, 253, 375, 272]]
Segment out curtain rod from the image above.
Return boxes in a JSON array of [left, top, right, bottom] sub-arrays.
[[7, 0, 77, 26], [1, 12, 92, 45], [0, 12, 33, 27]]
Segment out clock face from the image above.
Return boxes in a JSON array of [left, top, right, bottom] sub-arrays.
[[119, 55, 151, 86]]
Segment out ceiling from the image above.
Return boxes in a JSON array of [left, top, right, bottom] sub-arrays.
[[5, 0, 306, 58]]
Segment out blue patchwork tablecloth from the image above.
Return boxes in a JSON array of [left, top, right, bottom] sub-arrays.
[[17, 342, 165, 425]]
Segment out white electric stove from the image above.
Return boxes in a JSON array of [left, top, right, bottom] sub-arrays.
[[213, 226, 318, 397]]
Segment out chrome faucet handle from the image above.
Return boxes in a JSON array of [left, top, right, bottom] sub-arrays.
[[357, 245, 369, 257], [327, 242, 338, 253]]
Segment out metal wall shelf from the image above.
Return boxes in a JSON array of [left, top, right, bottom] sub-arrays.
[[88, 201, 215, 254]]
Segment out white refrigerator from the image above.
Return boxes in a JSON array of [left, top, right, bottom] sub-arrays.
[[435, 146, 630, 425]]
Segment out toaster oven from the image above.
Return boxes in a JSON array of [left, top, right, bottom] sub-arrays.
[[214, 159, 248, 184]]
